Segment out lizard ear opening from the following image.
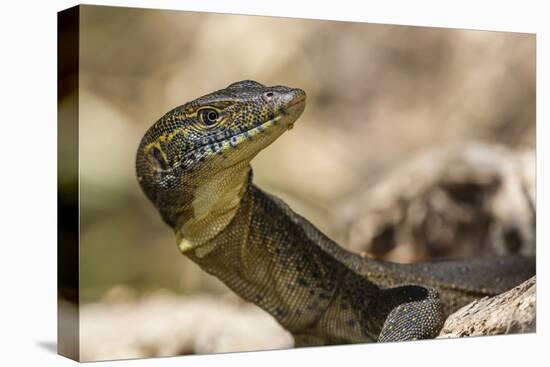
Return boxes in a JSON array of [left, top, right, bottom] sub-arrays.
[[147, 146, 169, 171]]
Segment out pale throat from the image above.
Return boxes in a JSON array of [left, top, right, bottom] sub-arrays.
[[174, 117, 292, 258], [175, 160, 252, 258]]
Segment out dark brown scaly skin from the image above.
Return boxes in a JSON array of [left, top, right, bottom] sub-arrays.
[[136, 80, 535, 346]]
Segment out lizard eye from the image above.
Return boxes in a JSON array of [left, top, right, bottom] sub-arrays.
[[199, 108, 219, 126]]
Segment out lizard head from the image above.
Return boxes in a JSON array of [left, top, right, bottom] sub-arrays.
[[136, 80, 306, 240]]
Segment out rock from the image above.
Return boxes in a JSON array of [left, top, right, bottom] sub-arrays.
[[80, 291, 292, 361]]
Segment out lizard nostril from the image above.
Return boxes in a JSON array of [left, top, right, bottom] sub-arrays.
[[263, 91, 275, 101]]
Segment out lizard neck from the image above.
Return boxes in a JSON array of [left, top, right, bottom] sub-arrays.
[[185, 180, 382, 344], [175, 162, 251, 256]]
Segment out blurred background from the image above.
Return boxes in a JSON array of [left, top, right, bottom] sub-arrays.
[[58, 5, 535, 360]]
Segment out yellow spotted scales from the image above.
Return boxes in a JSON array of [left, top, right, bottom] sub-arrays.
[[136, 80, 535, 345]]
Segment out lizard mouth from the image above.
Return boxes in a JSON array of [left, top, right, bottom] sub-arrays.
[[181, 114, 284, 165], [183, 93, 306, 165], [285, 92, 306, 109], [282, 93, 306, 130]]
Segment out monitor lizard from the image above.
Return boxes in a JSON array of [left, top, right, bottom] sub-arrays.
[[135, 80, 535, 346]]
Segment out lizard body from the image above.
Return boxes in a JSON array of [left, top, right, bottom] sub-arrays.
[[136, 80, 535, 345]]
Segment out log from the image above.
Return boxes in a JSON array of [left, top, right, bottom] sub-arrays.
[[438, 276, 536, 338], [342, 142, 535, 262]]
